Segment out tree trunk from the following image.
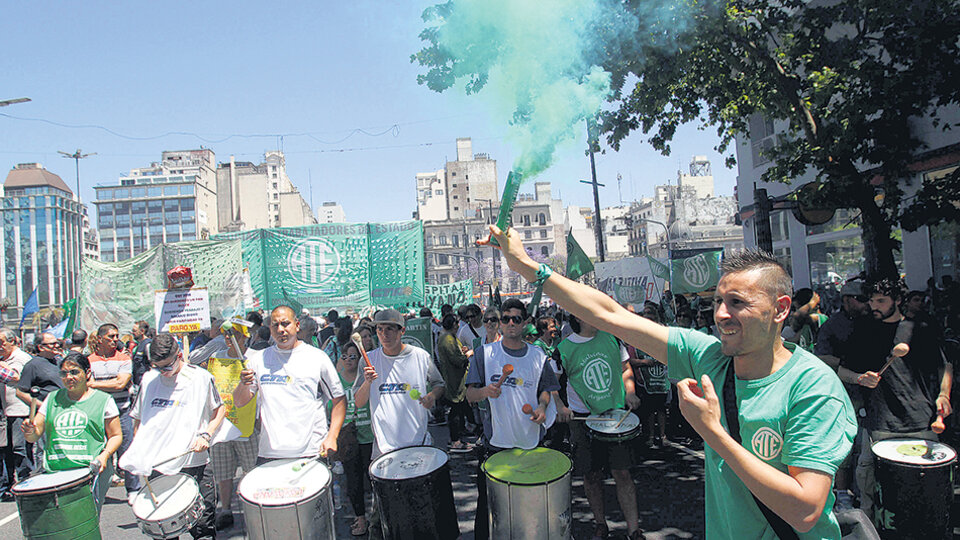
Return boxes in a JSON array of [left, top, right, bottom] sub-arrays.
[[855, 186, 900, 281]]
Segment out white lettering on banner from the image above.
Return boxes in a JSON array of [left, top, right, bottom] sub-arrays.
[[594, 257, 664, 305], [288, 238, 340, 289], [751, 427, 783, 460]]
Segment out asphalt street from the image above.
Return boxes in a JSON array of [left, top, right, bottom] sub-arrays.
[[0, 425, 706, 539]]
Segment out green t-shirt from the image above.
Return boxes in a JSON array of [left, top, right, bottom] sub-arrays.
[[667, 328, 856, 540], [43, 389, 111, 472], [336, 372, 373, 444], [557, 331, 626, 413]]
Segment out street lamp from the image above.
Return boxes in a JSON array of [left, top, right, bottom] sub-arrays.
[[0, 98, 31, 107], [474, 197, 499, 282], [424, 250, 481, 285], [636, 218, 671, 258]]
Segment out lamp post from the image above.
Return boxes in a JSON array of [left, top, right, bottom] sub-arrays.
[[636, 218, 671, 258], [424, 249, 481, 286], [0, 98, 31, 107], [475, 197, 499, 282]]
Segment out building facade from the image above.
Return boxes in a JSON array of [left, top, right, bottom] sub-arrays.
[[416, 138, 499, 222], [1, 163, 84, 313], [94, 149, 218, 262], [316, 201, 345, 223], [216, 151, 316, 231]]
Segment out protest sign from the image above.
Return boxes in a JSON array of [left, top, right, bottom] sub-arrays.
[[423, 279, 473, 311], [207, 357, 257, 438], [594, 257, 666, 308], [401, 316, 434, 358], [155, 287, 211, 333]]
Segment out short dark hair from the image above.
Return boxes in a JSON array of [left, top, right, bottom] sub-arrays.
[[246, 311, 263, 327], [793, 288, 814, 307], [441, 313, 458, 331], [500, 298, 527, 318], [327, 309, 339, 323], [149, 333, 180, 363], [535, 316, 556, 335], [134, 320, 150, 333], [905, 290, 925, 302], [298, 315, 319, 336], [60, 351, 91, 372], [720, 249, 792, 299], [867, 277, 904, 302], [70, 329, 88, 346], [440, 304, 453, 316], [97, 323, 118, 337], [568, 313, 581, 334], [419, 307, 433, 318]]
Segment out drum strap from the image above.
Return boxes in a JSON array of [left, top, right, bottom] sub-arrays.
[[722, 364, 799, 540]]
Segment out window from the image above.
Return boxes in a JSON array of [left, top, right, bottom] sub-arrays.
[[272, 183, 278, 189], [181, 184, 194, 195], [541, 246, 549, 257], [438, 254, 449, 265], [524, 230, 532, 240], [540, 230, 548, 239], [538, 213, 546, 225], [163, 186, 178, 196], [273, 193, 278, 200], [451, 172, 457, 177], [523, 215, 531, 227], [453, 195, 458, 200], [148, 187, 162, 197], [453, 207, 459, 211], [452, 234, 459, 247], [439, 235, 447, 245]]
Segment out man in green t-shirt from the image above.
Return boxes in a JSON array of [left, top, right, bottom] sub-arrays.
[[484, 226, 857, 539]]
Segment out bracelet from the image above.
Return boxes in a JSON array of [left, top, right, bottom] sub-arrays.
[[534, 263, 553, 286], [199, 431, 212, 441]]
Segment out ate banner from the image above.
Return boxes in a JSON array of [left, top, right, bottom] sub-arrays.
[[670, 250, 722, 294], [215, 221, 425, 312], [423, 279, 474, 311]]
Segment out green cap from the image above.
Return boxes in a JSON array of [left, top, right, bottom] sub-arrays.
[[482, 447, 571, 485]]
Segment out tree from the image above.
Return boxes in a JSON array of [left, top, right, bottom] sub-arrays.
[[414, 0, 960, 280]]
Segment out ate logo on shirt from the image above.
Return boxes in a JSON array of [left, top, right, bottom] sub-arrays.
[[151, 398, 183, 408], [751, 427, 784, 460], [54, 410, 89, 438], [260, 374, 293, 385], [581, 357, 613, 394]]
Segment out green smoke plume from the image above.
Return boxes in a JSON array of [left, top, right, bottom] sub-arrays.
[[413, 0, 639, 179]]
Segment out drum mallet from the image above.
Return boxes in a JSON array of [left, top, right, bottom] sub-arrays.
[[877, 320, 914, 376], [350, 333, 375, 371], [493, 364, 514, 389], [877, 342, 910, 377], [613, 409, 631, 429], [28, 386, 40, 424]]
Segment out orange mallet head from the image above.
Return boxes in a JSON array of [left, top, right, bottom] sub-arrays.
[[522, 404, 534, 415], [932, 414, 946, 434], [351, 333, 374, 370], [493, 364, 514, 389]]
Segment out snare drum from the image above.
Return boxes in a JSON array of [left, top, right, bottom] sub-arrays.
[[132, 473, 203, 539], [238, 457, 334, 540], [483, 447, 572, 539], [585, 410, 641, 444], [871, 438, 956, 538], [12, 468, 100, 540], [369, 446, 460, 540]]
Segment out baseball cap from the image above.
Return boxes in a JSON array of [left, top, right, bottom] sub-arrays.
[[840, 281, 864, 297], [374, 309, 405, 329]]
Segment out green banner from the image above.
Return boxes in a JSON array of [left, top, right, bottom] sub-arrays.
[[670, 250, 722, 294], [79, 240, 246, 335], [566, 231, 595, 280], [647, 255, 671, 281], [401, 316, 434, 358], [423, 279, 474, 311], [215, 221, 424, 312]]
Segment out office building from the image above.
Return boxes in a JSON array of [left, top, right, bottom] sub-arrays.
[[216, 151, 317, 231]]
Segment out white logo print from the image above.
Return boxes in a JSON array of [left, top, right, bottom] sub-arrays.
[[682, 254, 712, 289], [55, 409, 89, 438], [582, 358, 612, 394], [287, 238, 340, 289], [751, 427, 783, 460]]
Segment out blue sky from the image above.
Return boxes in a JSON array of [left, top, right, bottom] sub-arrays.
[[0, 2, 737, 223]]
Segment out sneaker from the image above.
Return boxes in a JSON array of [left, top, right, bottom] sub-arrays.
[[629, 529, 647, 540], [215, 512, 235, 531], [448, 441, 473, 454], [127, 491, 137, 506]]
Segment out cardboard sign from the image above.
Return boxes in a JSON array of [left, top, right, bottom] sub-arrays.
[[155, 287, 211, 333]]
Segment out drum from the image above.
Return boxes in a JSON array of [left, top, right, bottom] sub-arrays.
[[585, 410, 641, 444], [238, 457, 334, 540], [12, 468, 100, 540], [482, 447, 573, 540], [369, 446, 460, 540], [132, 473, 203, 539], [871, 438, 956, 539]]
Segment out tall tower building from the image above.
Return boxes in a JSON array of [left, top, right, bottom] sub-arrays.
[[442, 138, 499, 220]]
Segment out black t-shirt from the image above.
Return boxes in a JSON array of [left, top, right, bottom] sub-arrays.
[[17, 355, 64, 400], [814, 310, 859, 360], [131, 338, 152, 386], [845, 318, 945, 432]]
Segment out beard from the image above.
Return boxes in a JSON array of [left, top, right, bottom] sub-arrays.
[[872, 305, 896, 320]]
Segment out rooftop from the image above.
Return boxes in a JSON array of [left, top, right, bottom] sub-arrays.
[[4, 163, 73, 193]]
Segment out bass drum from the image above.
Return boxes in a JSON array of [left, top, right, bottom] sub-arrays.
[[483, 447, 572, 539], [12, 468, 100, 540], [238, 458, 334, 540], [132, 473, 203, 539], [369, 446, 460, 540], [872, 438, 956, 539]]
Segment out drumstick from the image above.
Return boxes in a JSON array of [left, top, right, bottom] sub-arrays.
[[493, 364, 514, 389], [29, 386, 40, 424], [570, 416, 619, 422], [143, 477, 159, 507], [225, 330, 246, 368], [153, 448, 196, 469], [351, 333, 374, 370], [613, 409, 630, 429], [877, 343, 910, 376]]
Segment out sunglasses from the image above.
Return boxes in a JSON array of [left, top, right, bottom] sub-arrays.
[[59, 368, 83, 377], [151, 354, 181, 372], [344, 354, 360, 360], [43, 342, 63, 349], [500, 315, 524, 325], [483, 317, 499, 323]]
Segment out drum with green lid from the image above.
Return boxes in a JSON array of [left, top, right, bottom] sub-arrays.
[[11, 468, 101, 540], [482, 448, 572, 539]]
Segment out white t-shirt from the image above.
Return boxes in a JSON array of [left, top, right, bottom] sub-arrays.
[[458, 323, 486, 350], [362, 345, 444, 454], [42, 392, 120, 420], [245, 341, 344, 458], [482, 342, 550, 450], [562, 333, 629, 414], [128, 364, 222, 470]]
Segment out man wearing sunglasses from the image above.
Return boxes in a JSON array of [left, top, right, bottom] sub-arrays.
[[465, 298, 560, 540], [0, 328, 32, 500], [88, 323, 139, 503], [16, 332, 66, 476], [457, 304, 486, 351]]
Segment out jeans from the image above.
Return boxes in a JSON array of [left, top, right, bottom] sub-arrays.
[[118, 406, 141, 493], [447, 399, 473, 443], [2, 416, 33, 491], [150, 464, 217, 539]]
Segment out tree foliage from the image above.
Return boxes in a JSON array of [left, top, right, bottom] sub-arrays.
[[414, 0, 960, 280]]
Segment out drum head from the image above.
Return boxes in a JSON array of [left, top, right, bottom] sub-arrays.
[[370, 446, 447, 481], [586, 410, 640, 434], [12, 468, 91, 494], [133, 474, 200, 521], [872, 438, 957, 466], [238, 458, 331, 506], [483, 447, 571, 486]]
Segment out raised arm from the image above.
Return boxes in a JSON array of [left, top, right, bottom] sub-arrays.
[[484, 225, 670, 363]]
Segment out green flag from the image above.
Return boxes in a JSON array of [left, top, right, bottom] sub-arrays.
[[670, 250, 722, 294], [62, 298, 78, 338], [565, 231, 594, 280], [281, 287, 304, 314], [647, 255, 671, 281]]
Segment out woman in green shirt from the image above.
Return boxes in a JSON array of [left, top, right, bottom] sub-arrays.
[[21, 351, 123, 513], [336, 340, 373, 536]]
